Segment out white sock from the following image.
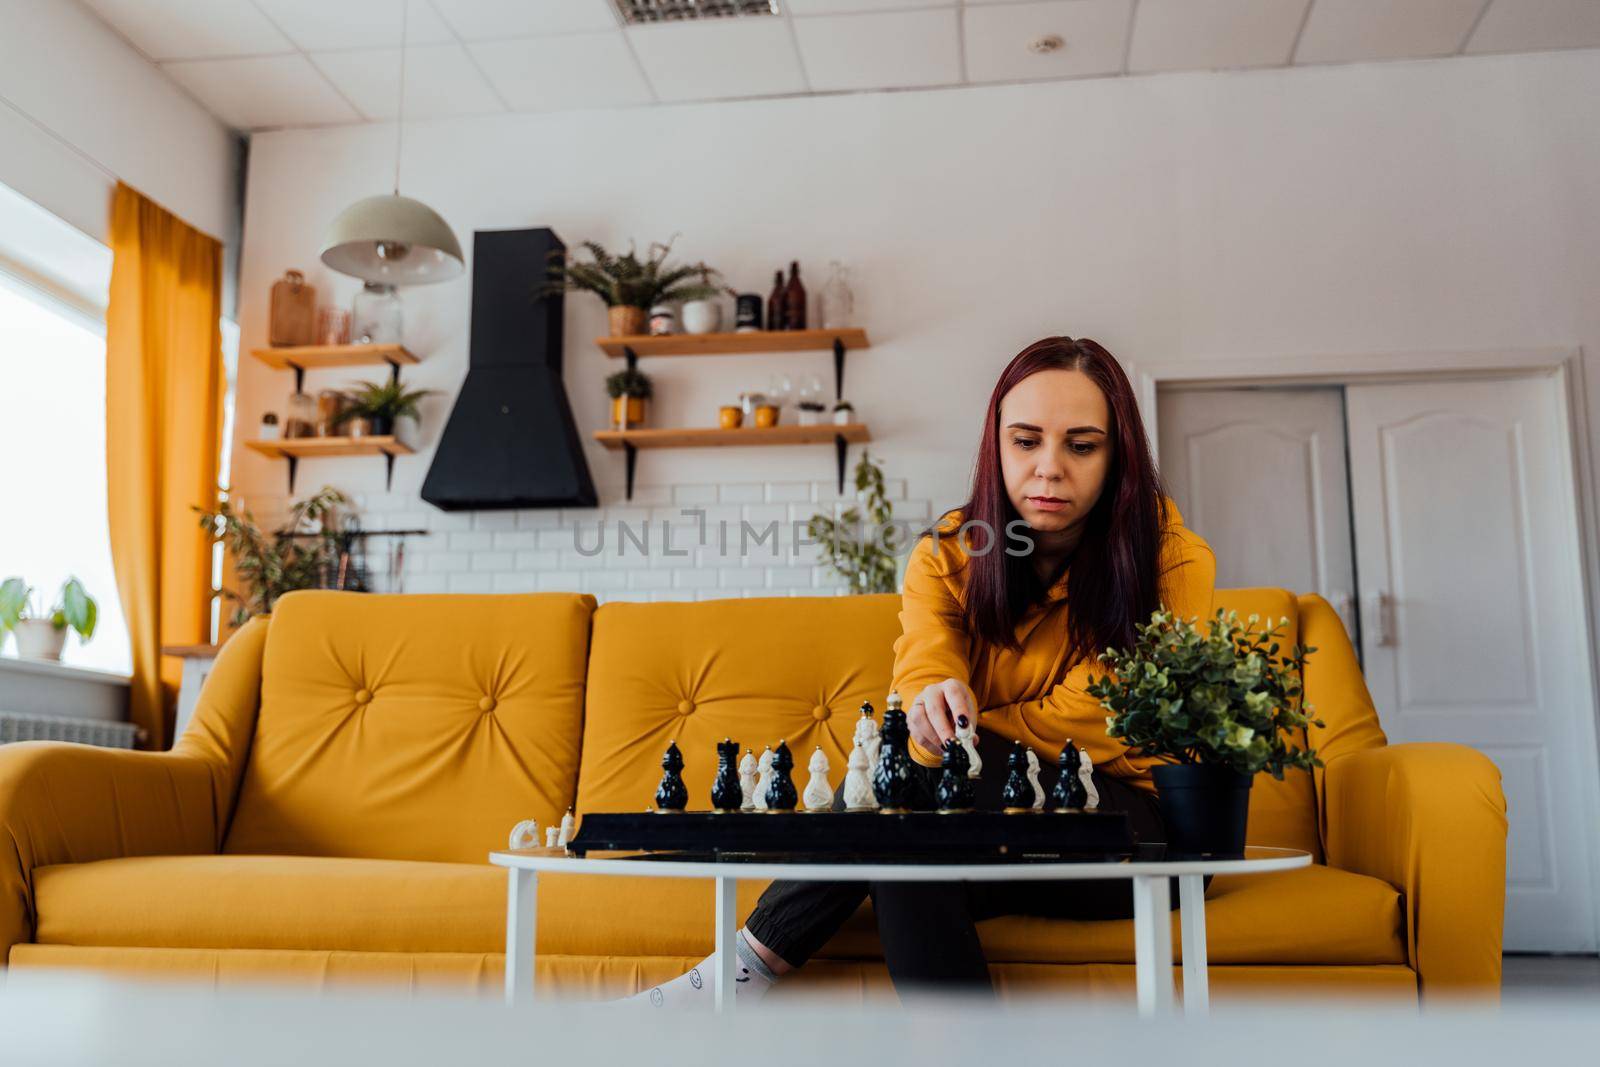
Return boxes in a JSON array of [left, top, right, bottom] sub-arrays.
[[630, 929, 780, 1008]]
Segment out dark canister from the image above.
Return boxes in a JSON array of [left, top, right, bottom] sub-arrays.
[[1152, 763, 1253, 858], [735, 293, 763, 332]]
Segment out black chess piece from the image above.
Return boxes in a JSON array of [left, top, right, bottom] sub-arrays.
[[763, 740, 799, 811], [654, 741, 688, 812], [710, 738, 742, 812], [873, 696, 917, 812], [1048, 741, 1088, 812], [935, 738, 976, 812], [1001, 741, 1037, 812]]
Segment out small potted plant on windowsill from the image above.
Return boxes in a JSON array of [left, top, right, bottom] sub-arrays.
[[336, 379, 435, 445], [1088, 607, 1323, 857], [606, 367, 653, 430], [0, 576, 98, 661], [543, 237, 722, 338]]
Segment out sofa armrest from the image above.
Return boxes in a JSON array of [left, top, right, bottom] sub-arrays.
[[1324, 742, 1507, 998], [0, 742, 216, 963]]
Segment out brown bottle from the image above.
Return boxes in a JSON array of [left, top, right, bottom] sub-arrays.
[[783, 261, 806, 331], [766, 270, 786, 332]]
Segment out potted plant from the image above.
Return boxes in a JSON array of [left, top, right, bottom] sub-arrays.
[[1088, 608, 1323, 857], [606, 367, 652, 429], [196, 487, 354, 627], [544, 238, 722, 338], [832, 399, 855, 426], [806, 451, 898, 595], [797, 399, 828, 426], [0, 576, 97, 661], [336, 379, 435, 441]]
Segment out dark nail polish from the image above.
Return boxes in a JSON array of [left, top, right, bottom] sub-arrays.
[[957, 715, 969, 728]]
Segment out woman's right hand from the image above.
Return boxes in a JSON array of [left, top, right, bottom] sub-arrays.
[[908, 678, 975, 758]]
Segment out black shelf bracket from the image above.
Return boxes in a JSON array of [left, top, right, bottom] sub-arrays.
[[384, 451, 397, 490], [833, 337, 847, 401], [385, 357, 401, 385], [835, 433, 849, 494], [623, 441, 638, 501], [288, 362, 305, 394], [624, 346, 639, 373], [286, 455, 299, 494]]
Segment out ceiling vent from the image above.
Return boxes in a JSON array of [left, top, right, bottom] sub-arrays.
[[613, 1, 780, 25]]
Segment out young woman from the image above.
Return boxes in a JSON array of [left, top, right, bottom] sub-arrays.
[[634, 336, 1216, 1007]]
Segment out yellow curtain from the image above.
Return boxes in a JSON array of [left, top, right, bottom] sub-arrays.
[[106, 183, 225, 749]]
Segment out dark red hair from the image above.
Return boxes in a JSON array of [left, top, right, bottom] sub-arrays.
[[934, 337, 1170, 661]]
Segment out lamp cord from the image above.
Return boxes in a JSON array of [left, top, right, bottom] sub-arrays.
[[393, 0, 408, 196]]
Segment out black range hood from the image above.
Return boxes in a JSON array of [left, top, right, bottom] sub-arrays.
[[421, 227, 597, 511]]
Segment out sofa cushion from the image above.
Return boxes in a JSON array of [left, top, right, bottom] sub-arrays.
[[223, 591, 594, 865], [32, 856, 1403, 966]]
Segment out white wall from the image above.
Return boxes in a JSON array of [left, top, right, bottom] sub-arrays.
[[233, 48, 1600, 600], [0, 0, 238, 247]]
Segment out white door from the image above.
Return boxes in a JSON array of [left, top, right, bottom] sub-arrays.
[[1346, 375, 1600, 952], [1157, 386, 1358, 637]]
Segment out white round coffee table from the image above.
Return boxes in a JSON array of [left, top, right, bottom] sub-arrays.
[[489, 845, 1310, 1018]]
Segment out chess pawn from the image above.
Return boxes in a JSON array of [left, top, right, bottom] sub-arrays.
[[1000, 742, 1036, 813], [738, 749, 759, 811], [764, 741, 799, 811], [509, 819, 539, 850], [854, 700, 881, 772], [544, 827, 560, 849], [753, 746, 774, 811], [711, 738, 743, 812], [1077, 745, 1100, 811], [842, 742, 879, 811], [872, 700, 917, 812], [1048, 742, 1089, 812], [557, 807, 576, 847], [802, 746, 833, 812], [935, 738, 976, 812], [654, 741, 689, 812], [1026, 750, 1046, 811]]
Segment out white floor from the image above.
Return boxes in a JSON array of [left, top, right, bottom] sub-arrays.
[[1501, 954, 1600, 1000]]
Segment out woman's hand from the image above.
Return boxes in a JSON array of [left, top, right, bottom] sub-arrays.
[[908, 678, 974, 757]]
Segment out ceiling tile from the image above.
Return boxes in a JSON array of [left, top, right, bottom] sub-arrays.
[[161, 54, 361, 129], [792, 8, 961, 92], [469, 32, 651, 111], [626, 18, 806, 101], [963, 0, 1134, 84], [1466, 0, 1600, 54], [311, 44, 506, 120], [785, 0, 951, 13], [81, 0, 293, 60], [1296, 0, 1485, 63], [1129, 0, 1311, 72], [253, 0, 455, 51], [432, 0, 620, 39]]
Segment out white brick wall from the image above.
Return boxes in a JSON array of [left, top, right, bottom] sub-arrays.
[[243, 478, 938, 604]]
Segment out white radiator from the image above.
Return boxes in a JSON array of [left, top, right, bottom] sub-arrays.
[[0, 710, 142, 749]]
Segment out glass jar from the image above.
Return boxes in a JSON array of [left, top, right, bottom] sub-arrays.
[[316, 389, 348, 436], [352, 283, 403, 345], [284, 391, 316, 438], [818, 261, 855, 330]]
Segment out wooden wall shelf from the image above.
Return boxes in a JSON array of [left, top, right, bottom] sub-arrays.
[[593, 423, 870, 500], [244, 435, 414, 493], [250, 344, 418, 391], [596, 328, 868, 360]]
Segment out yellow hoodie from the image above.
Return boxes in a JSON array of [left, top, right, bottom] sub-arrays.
[[891, 499, 1216, 791]]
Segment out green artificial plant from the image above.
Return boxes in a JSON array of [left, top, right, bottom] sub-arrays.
[[544, 237, 722, 310], [337, 379, 436, 425], [604, 367, 653, 400], [196, 486, 353, 626], [807, 450, 899, 595]]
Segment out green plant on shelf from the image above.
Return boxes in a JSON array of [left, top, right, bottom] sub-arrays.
[[0, 576, 97, 642], [335, 379, 436, 430], [605, 367, 653, 399], [806, 450, 898, 595], [543, 236, 722, 310]]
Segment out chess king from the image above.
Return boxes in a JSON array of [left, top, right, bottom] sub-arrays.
[[628, 336, 1216, 1008]]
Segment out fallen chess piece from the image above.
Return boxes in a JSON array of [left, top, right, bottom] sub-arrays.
[[854, 700, 881, 774], [764, 741, 799, 811], [753, 745, 774, 811], [1001, 742, 1036, 812], [1026, 749, 1046, 811], [1048, 741, 1089, 812], [558, 807, 576, 847], [954, 714, 982, 779], [508, 819, 539, 850], [738, 748, 759, 811], [655, 741, 689, 812], [1077, 744, 1100, 811], [842, 742, 878, 811], [935, 738, 976, 812], [802, 746, 833, 812], [711, 738, 743, 812]]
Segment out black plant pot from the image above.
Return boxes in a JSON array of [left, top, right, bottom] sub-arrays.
[[1152, 764, 1253, 859], [369, 414, 395, 437]]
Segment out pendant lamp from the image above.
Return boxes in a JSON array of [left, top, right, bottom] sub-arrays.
[[320, 3, 463, 285]]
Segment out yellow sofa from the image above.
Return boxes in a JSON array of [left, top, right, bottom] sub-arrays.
[[0, 588, 1507, 1002]]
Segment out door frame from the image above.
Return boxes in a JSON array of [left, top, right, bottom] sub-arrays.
[[1130, 345, 1600, 948]]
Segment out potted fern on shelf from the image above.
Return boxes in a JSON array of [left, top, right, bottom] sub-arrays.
[[1087, 607, 1323, 857], [544, 237, 722, 338], [336, 379, 436, 442]]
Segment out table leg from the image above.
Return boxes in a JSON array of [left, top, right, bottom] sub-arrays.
[[505, 868, 537, 1006], [1131, 874, 1175, 1018], [1178, 874, 1209, 1019], [714, 876, 737, 1014]]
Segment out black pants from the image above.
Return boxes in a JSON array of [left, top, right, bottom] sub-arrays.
[[744, 732, 1174, 994]]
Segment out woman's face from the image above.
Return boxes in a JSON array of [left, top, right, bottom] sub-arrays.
[[998, 368, 1113, 534]]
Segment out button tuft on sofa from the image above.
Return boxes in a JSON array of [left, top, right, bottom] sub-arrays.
[[676, 699, 694, 715], [812, 704, 830, 721], [354, 689, 372, 704], [479, 696, 496, 712]]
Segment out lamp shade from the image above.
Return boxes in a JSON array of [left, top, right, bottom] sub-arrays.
[[319, 194, 464, 285]]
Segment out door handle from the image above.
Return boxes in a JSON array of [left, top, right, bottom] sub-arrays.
[[1374, 592, 1398, 648]]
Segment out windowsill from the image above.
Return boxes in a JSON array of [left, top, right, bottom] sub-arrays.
[[0, 654, 130, 687]]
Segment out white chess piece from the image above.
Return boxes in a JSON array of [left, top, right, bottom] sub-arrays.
[[954, 716, 982, 779], [509, 819, 539, 850], [753, 746, 774, 811], [544, 827, 560, 849], [802, 747, 833, 811], [843, 742, 878, 811], [1025, 750, 1045, 811], [557, 808, 576, 848], [1077, 745, 1100, 811], [738, 750, 759, 811], [853, 706, 881, 774]]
